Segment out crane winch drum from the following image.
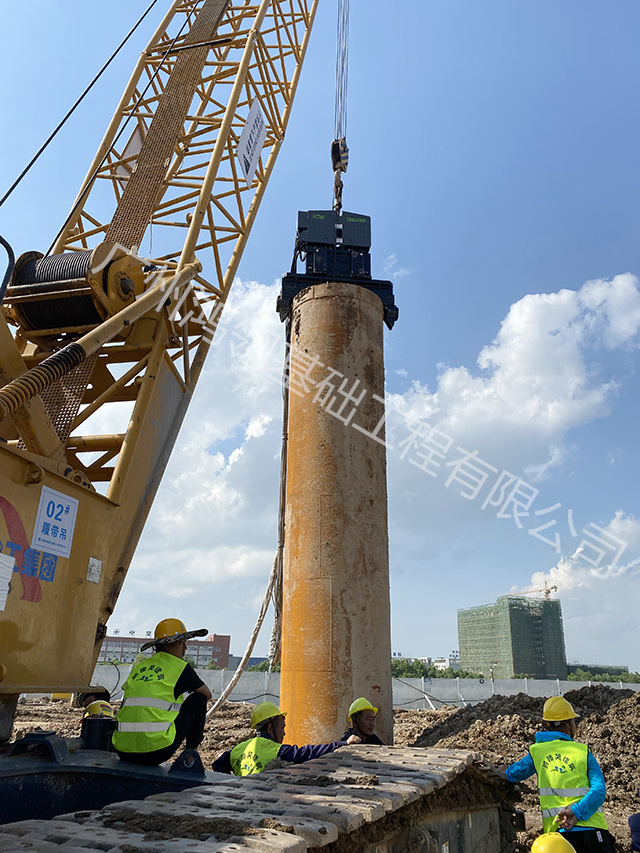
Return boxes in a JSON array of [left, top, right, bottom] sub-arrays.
[[6, 242, 146, 332]]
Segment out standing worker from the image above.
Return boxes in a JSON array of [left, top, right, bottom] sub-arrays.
[[505, 696, 616, 852], [341, 698, 384, 744], [211, 702, 361, 776], [113, 618, 212, 766]]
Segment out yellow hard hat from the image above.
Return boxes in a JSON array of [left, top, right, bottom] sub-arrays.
[[348, 697, 378, 721], [83, 700, 115, 719], [250, 701, 286, 729], [543, 696, 579, 722], [140, 617, 207, 651], [531, 832, 576, 852]]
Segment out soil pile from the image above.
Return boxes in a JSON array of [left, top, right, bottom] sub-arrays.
[[11, 685, 639, 851], [395, 686, 639, 852]]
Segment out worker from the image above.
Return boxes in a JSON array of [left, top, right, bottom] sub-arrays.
[[211, 701, 361, 775], [504, 696, 616, 852], [83, 700, 115, 719], [341, 697, 384, 744], [112, 618, 212, 766]]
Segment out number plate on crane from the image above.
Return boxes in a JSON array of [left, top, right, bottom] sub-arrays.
[[32, 486, 79, 560]]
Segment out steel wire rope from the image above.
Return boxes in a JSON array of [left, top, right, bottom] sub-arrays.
[[206, 321, 291, 716], [331, 0, 349, 213], [45, 0, 208, 257], [0, 0, 163, 211], [334, 0, 349, 143], [392, 676, 442, 709]]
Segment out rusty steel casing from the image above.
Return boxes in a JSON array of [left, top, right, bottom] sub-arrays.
[[280, 282, 393, 745]]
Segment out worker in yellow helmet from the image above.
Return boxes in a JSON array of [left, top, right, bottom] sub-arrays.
[[504, 696, 616, 852], [211, 701, 361, 776], [341, 697, 384, 745], [83, 700, 115, 719], [112, 618, 212, 766]]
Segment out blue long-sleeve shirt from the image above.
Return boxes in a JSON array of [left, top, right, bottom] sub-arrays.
[[211, 733, 346, 774], [505, 731, 606, 831]]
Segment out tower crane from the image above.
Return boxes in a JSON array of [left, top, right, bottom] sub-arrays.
[[0, 0, 318, 739], [507, 583, 558, 601]]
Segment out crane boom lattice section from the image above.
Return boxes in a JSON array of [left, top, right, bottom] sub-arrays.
[[36, 0, 317, 489], [55, 0, 315, 302]]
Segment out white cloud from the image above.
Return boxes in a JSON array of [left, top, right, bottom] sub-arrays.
[[388, 275, 640, 477], [382, 253, 414, 282], [528, 512, 640, 668]]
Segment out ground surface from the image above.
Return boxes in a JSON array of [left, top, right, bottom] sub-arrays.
[[12, 685, 638, 851]]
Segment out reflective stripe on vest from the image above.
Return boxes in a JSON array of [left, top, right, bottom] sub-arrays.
[[529, 739, 608, 833], [112, 651, 188, 754], [121, 697, 182, 713], [539, 787, 591, 797], [541, 805, 605, 819], [230, 736, 282, 776], [117, 721, 173, 733]]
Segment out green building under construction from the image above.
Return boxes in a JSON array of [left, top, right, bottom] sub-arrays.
[[457, 596, 568, 679]]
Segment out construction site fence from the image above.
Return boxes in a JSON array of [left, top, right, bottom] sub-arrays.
[[83, 666, 640, 708]]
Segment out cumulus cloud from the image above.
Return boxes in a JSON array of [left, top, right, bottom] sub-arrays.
[[529, 511, 640, 669], [387, 274, 640, 475]]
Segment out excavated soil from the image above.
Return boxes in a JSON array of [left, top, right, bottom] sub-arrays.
[[12, 685, 639, 851]]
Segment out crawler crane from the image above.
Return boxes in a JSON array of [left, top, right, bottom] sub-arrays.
[[0, 0, 318, 742]]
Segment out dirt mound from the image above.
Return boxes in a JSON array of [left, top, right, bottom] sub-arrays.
[[395, 686, 638, 852]]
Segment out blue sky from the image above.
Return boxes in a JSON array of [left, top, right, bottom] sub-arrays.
[[1, 1, 639, 672]]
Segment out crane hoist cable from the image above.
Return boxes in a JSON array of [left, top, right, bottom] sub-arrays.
[[0, 0, 163, 211], [206, 326, 290, 716], [332, 0, 350, 214]]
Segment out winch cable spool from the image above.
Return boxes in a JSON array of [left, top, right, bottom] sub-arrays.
[[0, 0, 163, 211], [332, 0, 350, 214]]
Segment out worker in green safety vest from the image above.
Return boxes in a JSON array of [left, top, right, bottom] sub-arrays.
[[211, 701, 362, 776], [505, 696, 616, 852], [113, 617, 212, 766]]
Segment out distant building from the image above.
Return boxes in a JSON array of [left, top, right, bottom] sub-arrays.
[[458, 596, 567, 679], [227, 655, 268, 670], [98, 633, 230, 668], [432, 654, 460, 672]]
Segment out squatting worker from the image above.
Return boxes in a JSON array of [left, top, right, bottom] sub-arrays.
[[341, 697, 384, 745], [113, 618, 212, 766], [505, 696, 615, 853], [211, 701, 361, 776]]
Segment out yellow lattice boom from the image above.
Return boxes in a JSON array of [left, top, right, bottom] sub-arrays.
[[0, 0, 317, 704]]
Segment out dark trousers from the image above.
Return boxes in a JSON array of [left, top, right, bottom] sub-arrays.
[[561, 828, 616, 853], [117, 692, 207, 767]]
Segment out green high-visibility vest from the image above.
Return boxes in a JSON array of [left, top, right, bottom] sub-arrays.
[[112, 652, 188, 754], [529, 739, 608, 833], [230, 735, 282, 776]]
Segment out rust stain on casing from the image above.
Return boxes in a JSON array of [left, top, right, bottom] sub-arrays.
[[280, 282, 393, 745]]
